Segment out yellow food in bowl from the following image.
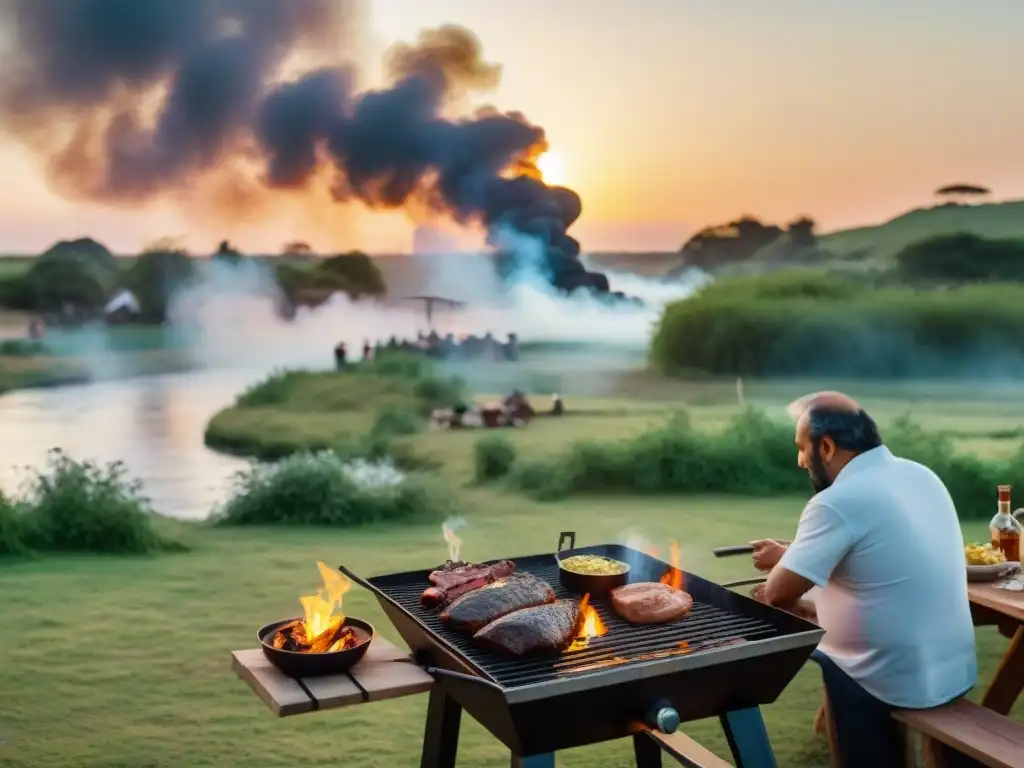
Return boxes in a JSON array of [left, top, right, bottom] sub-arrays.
[[964, 543, 1007, 567], [560, 554, 629, 575]]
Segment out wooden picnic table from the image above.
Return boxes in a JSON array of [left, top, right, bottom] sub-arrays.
[[968, 581, 1024, 715]]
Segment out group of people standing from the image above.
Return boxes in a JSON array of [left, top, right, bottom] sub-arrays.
[[333, 331, 520, 369]]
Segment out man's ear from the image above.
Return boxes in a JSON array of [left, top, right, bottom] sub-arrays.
[[819, 435, 837, 462]]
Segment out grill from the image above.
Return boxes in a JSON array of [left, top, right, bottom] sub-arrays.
[[340, 533, 823, 764]]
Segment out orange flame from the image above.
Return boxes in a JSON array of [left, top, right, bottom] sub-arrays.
[[298, 561, 351, 648], [567, 593, 608, 651], [658, 540, 684, 591]]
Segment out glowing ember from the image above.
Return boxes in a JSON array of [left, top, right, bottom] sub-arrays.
[[567, 593, 608, 651], [658, 540, 684, 591], [441, 521, 464, 562], [270, 561, 358, 654]]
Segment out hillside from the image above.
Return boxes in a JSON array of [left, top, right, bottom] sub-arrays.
[[5, 200, 1024, 286], [816, 200, 1024, 263]]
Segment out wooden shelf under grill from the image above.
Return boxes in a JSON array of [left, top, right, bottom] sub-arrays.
[[231, 637, 433, 716]]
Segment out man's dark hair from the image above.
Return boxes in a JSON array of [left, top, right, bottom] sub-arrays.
[[806, 405, 883, 453]]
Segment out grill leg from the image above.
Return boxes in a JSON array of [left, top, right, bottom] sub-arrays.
[[510, 754, 556, 767], [632, 732, 663, 767], [421, 686, 462, 768], [719, 708, 777, 768]]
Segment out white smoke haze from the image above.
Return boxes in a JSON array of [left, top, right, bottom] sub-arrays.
[[157, 230, 706, 374]]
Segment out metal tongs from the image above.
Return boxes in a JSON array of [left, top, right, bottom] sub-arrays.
[[712, 543, 766, 589]]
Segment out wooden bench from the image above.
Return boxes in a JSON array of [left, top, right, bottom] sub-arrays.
[[893, 698, 1024, 768]]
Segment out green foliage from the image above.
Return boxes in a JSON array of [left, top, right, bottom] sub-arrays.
[[650, 273, 1024, 377], [21, 253, 115, 311], [214, 451, 451, 526], [370, 404, 423, 439], [318, 252, 387, 296], [894, 232, 1024, 283], [473, 435, 517, 483], [40, 238, 117, 273], [0, 491, 31, 556], [124, 249, 198, 323], [233, 368, 308, 407], [0, 339, 47, 356], [678, 216, 783, 270], [0, 450, 183, 556], [503, 408, 1017, 519], [275, 251, 388, 303]]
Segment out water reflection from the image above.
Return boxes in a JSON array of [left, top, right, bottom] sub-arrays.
[[0, 370, 259, 520]]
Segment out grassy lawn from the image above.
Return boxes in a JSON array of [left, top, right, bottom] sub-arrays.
[[0, 495, 1016, 768], [5, 364, 1024, 767]]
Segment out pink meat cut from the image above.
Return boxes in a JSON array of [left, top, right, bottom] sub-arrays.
[[610, 582, 693, 624], [420, 560, 517, 609]]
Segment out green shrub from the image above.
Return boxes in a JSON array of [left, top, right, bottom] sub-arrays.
[[894, 233, 1024, 284], [650, 276, 1024, 377], [507, 408, 1016, 519], [473, 435, 517, 483], [0, 339, 47, 356], [21, 253, 115, 311], [5, 450, 181, 555], [0, 492, 30, 557], [318, 252, 387, 296], [507, 458, 572, 501], [370, 405, 422, 439], [214, 451, 451, 526], [412, 374, 466, 413], [235, 368, 307, 407], [125, 248, 198, 323]]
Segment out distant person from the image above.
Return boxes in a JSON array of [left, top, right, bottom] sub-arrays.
[[362, 339, 372, 361], [334, 341, 347, 370], [505, 332, 519, 361], [551, 394, 564, 416], [752, 391, 976, 768], [28, 317, 45, 339]]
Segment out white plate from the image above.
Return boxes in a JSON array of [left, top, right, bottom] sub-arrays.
[[966, 562, 1021, 581]]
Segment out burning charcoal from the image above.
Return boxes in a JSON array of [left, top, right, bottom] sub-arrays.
[[307, 616, 344, 653], [327, 627, 358, 653]]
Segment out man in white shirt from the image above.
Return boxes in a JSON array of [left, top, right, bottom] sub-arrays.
[[752, 392, 977, 767]]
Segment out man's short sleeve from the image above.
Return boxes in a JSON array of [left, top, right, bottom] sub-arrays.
[[778, 501, 855, 588]]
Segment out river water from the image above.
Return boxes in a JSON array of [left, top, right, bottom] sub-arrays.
[[0, 269, 692, 521], [0, 369, 260, 521]]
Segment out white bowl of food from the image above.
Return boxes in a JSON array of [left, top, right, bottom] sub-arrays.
[[965, 543, 1020, 581]]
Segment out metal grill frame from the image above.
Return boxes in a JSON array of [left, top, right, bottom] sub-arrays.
[[340, 542, 823, 706]]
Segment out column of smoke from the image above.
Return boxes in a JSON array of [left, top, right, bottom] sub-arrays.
[[0, 0, 703, 369]]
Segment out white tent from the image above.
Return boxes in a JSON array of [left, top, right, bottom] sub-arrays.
[[104, 289, 141, 316]]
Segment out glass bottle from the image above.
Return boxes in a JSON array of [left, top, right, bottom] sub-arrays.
[[990, 485, 1022, 562]]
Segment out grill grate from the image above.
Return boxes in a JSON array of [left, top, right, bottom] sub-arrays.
[[372, 557, 781, 690]]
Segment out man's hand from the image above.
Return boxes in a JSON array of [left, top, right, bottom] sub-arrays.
[[750, 539, 789, 571]]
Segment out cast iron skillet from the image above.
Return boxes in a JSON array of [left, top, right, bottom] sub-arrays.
[[554, 531, 629, 595], [258, 616, 374, 677]]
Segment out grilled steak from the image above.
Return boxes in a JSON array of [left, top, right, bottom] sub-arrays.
[[420, 560, 517, 610], [441, 572, 555, 633], [474, 600, 582, 656], [429, 559, 516, 590], [611, 582, 693, 624]]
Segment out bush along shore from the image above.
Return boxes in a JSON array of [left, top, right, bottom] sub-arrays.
[[650, 272, 1024, 378], [0, 450, 187, 557], [473, 408, 1020, 520], [203, 354, 465, 460]]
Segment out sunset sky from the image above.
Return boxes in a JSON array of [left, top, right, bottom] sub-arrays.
[[1, 0, 1022, 255]]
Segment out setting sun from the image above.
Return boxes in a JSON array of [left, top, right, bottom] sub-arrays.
[[537, 151, 567, 186]]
